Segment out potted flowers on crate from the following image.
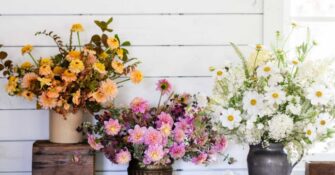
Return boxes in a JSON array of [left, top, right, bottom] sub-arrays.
[[2, 17, 143, 143], [84, 79, 231, 175], [209, 25, 335, 175]]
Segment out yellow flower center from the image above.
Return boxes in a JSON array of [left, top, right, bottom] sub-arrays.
[[227, 115, 234, 122], [250, 99, 257, 106], [272, 93, 279, 99], [216, 70, 223, 76], [315, 91, 323, 97], [306, 130, 312, 136], [320, 120, 326, 126], [263, 66, 271, 72], [292, 60, 299, 65]]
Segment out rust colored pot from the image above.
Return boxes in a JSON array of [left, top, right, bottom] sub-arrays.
[[128, 160, 173, 175]]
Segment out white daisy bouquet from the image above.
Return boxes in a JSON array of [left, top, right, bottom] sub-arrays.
[[209, 26, 335, 161]]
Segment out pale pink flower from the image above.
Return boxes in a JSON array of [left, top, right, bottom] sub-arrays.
[[115, 149, 131, 164], [169, 143, 186, 159], [87, 134, 104, 151], [38, 92, 57, 109], [144, 127, 163, 145], [159, 123, 172, 137], [104, 119, 121, 136], [21, 72, 38, 88], [156, 112, 174, 127], [128, 125, 147, 144], [144, 145, 164, 163], [173, 128, 185, 143], [213, 136, 228, 153], [191, 153, 208, 165], [156, 79, 172, 95], [130, 97, 149, 113]]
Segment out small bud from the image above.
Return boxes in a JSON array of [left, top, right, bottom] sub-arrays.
[[209, 66, 216, 72], [256, 44, 262, 51], [291, 22, 298, 28], [312, 40, 318, 46]]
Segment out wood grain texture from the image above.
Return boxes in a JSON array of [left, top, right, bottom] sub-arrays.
[[32, 140, 94, 175], [306, 161, 335, 175], [0, 15, 262, 46]]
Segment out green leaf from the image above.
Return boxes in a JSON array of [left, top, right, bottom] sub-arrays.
[[121, 41, 131, 46], [230, 42, 250, 78], [106, 17, 113, 24]]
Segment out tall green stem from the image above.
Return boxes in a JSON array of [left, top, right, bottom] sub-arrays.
[[77, 32, 82, 51], [28, 53, 38, 66], [156, 92, 163, 115]]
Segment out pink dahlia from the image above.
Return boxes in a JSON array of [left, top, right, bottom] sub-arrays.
[[169, 143, 186, 159], [144, 145, 164, 163], [128, 125, 147, 144], [104, 118, 121, 136], [156, 79, 172, 95], [144, 127, 163, 145], [191, 152, 208, 165], [213, 136, 228, 153], [173, 128, 185, 143], [115, 149, 131, 164], [130, 97, 149, 113], [159, 123, 172, 137], [156, 112, 174, 127], [87, 134, 104, 151]]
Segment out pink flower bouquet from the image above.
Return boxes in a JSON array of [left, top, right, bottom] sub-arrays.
[[84, 79, 229, 166]]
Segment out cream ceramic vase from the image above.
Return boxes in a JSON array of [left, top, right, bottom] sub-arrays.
[[49, 109, 83, 143]]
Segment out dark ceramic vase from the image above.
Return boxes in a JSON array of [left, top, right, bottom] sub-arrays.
[[247, 143, 299, 175], [127, 159, 173, 175]]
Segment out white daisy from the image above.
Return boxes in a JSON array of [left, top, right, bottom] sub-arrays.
[[213, 68, 226, 80], [316, 113, 332, 133], [242, 91, 264, 115], [304, 124, 317, 141], [220, 108, 242, 129], [268, 74, 284, 86], [307, 84, 331, 105], [257, 62, 279, 78], [289, 58, 301, 67], [265, 87, 286, 105]]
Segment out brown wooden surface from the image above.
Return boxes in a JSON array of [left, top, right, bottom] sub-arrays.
[[32, 140, 95, 175], [306, 161, 335, 175]]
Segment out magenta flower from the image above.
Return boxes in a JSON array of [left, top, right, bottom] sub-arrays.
[[191, 152, 208, 165], [156, 79, 172, 95], [104, 118, 121, 136], [144, 145, 164, 163], [130, 97, 149, 113], [213, 136, 228, 153], [87, 134, 104, 151], [173, 128, 185, 143], [128, 125, 147, 144], [156, 112, 174, 127], [144, 127, 163, 145], [115, 149, 131, 164], [169, 143, 186, 159]]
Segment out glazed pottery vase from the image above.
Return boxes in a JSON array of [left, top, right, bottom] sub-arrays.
[[128, 159, 173, 175], [49, 109, 83, 143]]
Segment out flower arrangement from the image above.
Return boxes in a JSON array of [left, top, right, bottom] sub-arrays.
[[3, 17, 143, 115], [84, 79, 229, 166], [209, 25, 335, 161]]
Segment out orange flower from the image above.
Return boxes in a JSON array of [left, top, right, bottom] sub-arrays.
[[130, 70, 143, 84], [90, 91, 108, 103], [5, 76, 18, 94], [62, 70, 77, 82], [112, 60, 124, 74], [39, 65, 52, 76], [21, 73, 38, 88], [116, 48, 124, 59], [66, 50, 81, 61], [53, 66, 64, 75], [69, 59, 85, 73], [72, 90, 81, 105], [99, 79, 118, 99], [71, 23, 84, 32], [21, 90, 35, 101], [107, 37, 119, 50], [38, 92, 57, 109], [21, 44, 33, 55], [46, 87, 62, 98]]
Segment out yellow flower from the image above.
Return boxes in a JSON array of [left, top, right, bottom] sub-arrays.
[[90, 91, 107, 103], [71, 23, 84, 32], [40, 58, 53, 66], [37, 77, 52, 87], [107, 37, 119, 50], [5, 76, 18, 94], [116, 48, 124, 59], [20, 62, 33, 69], [130, 70, 143, 84], [69, 59, 85, 73], [99, 52, 109, 60], [39, 65, 53, 76], [21, 90, 35, 101], [99, 79, 118, 98], [112, 60, 124, 74], [246, 49, 272, 72], [21, 44, 33, 55], [72, 90, 81, 105], [53, 66, 65, 75], [66, 50, 81, 61], [93, 62, 107, 74], [62, 70, 77, 82]]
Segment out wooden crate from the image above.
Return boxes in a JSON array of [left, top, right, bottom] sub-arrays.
[[306, 161, 335, 175], [32, 140, 95, 175]]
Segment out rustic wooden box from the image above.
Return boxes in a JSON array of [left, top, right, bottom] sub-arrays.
[[306, 161, 335, 175], [32, 140, 95, 175]]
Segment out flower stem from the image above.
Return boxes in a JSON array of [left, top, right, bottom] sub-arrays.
[[77, 32, 82, 51], [28, 53, 38, 66], [156, 92, 163, 114], [116, 78, 130, 84], [252, 50, 260, 74]]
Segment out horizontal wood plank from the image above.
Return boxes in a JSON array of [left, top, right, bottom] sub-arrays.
[[0, 15, 262, 46], [2, 46, 250, 77], [0, 0, 263, 14]]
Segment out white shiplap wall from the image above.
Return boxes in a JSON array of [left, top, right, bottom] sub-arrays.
[[0, 0, 302, 175]]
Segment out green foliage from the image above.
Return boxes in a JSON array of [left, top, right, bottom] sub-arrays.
[[94, 17, 114, 33], [230, 42, 250, 78]]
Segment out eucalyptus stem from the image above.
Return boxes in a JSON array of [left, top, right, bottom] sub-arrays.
[[28, 53, 38, 66], [116, 78, 130, 84], [77, 32, 82, 51]]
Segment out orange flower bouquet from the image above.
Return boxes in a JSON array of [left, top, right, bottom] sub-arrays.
[[2, 17, 143, 143]]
